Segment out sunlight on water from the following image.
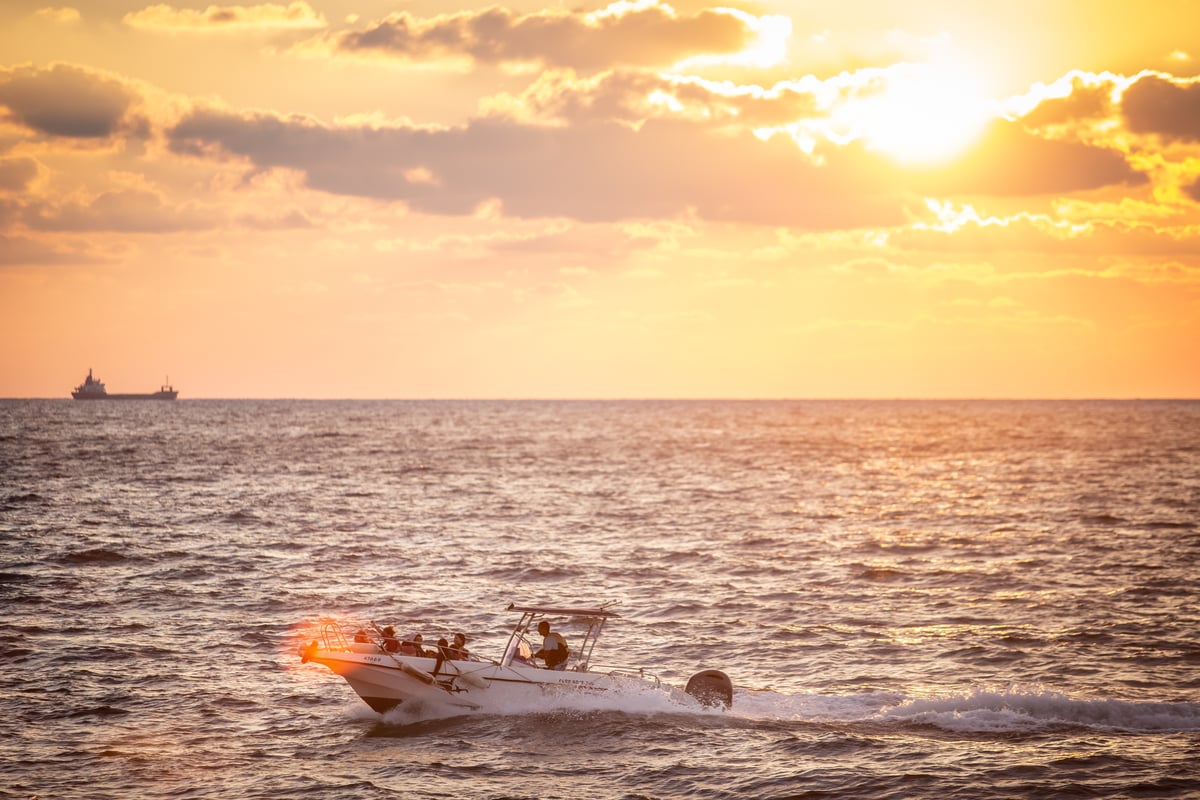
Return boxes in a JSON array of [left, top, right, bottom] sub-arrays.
[[2, 399, 1197, 799]]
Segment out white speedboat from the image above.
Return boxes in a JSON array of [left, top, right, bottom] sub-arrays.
[[298, 603, 732, 714]]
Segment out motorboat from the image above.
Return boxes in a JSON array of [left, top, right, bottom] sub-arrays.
[[298, 602, 733, 715]]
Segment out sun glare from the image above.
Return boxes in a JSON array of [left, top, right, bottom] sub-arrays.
[[843, 63, 994, 165]]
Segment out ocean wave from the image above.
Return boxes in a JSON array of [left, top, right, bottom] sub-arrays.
[[222, 509, 272, 526], [2, 491, 46, 506], [880, 687, 1200, 733], [856, 566, 909, 581], [64, 705, 132, 718], [1079, 514, 1127, 526], [57, 548, 132, 565], [482, 564, 583, 581]]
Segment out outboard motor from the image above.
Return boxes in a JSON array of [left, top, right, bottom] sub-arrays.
[[685, 669, 733, 710]]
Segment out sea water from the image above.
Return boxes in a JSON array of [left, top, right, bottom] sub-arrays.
[[1, 399, 1197, 799]]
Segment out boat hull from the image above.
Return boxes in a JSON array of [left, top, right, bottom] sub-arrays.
[[302, 646, 654, 714]]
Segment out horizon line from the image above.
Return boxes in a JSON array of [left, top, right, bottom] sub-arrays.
[[5, 396, 1198, 402]]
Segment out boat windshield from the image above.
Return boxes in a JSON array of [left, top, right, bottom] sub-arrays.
[[501, 602, 619, 670]]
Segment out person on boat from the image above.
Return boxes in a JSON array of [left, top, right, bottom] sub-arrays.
[[445, 632, 469, 660], [381, 626, 401, 653], [532, 620, 569, 670], [401, 633, 425, 657]]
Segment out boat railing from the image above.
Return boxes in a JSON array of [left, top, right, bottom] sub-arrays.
[[318, 621, 353, 651], [317, 621, 473, 658], [587, 663, 662, 686], [313, 620, 392, 654]]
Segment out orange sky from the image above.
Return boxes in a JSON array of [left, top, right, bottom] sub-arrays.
[[1, 0, 1197, 398]]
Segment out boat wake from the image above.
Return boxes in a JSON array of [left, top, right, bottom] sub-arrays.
[[733, 685, 1200, 734]]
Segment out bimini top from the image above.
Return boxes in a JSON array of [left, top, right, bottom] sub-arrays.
[[506, 603, 620, 619]]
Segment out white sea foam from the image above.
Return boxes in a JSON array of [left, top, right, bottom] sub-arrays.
[[731, 686, 902, 723], [883, 687, 1200, 732], [730, 685, 1200, 733]]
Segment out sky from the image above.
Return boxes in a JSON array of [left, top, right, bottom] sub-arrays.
[[1, 0, 1198, 399]]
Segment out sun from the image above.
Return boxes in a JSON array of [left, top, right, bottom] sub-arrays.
[[840, 63, 995, 166]]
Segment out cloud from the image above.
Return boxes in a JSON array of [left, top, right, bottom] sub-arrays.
[[35, 7, 82, 24], [0, 59, 1154, 239], [163, 76, 1151, 229], [906, 119, 1146, 196], [1120, 73, 1200, 143], [124, 2, 326, 32], [0, 64, 144, 140], [489, 66, 1143, 199], [0, 157, 39, 191], [319, 1, 755, 71], [893, 202, 1200, 260], [482, 69, 822, 128], [0, 234, 100, 265], [24, 189, 216, 232], [998, 71, 1200, 205], [1012, 70, 1200, 153], [235, 208, 314, 229], [1014, 72, 1119, 129], [167, 106, 910, 228], [1186, 178, 1200, 204]]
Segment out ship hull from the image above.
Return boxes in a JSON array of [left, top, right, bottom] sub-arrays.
[[72, 391, 178, 400]]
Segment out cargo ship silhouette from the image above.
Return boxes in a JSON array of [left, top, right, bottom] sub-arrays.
[[71, 368, 178, 400]]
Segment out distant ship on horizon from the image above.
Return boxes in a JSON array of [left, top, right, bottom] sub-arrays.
[[71, 368, 178, 401]]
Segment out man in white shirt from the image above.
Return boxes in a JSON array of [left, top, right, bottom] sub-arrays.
[[532, 620, 569, 670]]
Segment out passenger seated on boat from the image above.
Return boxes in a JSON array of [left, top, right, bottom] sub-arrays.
[[353, 629, 370, 644], [532, 621, 569, 670], [381, 626, 401, 653], [445, 632, 469, 660], [400, 633, 425, 656]]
